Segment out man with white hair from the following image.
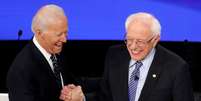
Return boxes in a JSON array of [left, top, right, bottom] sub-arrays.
[[7, 4, 84, 101], [99, 12, 194, 101]]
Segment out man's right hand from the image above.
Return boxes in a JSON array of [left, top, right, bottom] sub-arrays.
[[60, 84, 84, 101]]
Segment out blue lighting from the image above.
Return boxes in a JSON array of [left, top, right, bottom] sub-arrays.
[[0, 0, 201, 41]]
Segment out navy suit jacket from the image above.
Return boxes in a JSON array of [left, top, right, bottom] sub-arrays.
[[99, 44, 194, 101]]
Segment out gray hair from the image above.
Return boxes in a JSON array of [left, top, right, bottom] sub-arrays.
[[125, 12, 161, 36], [31, 4, 67, 33]]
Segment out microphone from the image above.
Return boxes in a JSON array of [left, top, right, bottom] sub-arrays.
[[18, 29, 23, 40], [134, 75, 139, 80]]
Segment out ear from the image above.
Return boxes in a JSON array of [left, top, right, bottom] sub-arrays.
[[35, 29, 43, 38], [152, 35, 160, 47], [36, 29, 41, 35]]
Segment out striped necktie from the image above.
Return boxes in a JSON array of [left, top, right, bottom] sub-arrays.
[[50, 55, 62, 86], [128, 61, 143, 101]]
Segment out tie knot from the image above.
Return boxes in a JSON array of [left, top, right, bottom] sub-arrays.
[[50, 54, 61, 72], [50, 54, 62, 75], [135, 61, 143, 69], [50, 55, 57, 63]]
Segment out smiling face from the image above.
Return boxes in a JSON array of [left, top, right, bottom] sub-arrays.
[[40, 20, 68, 54], [33, 5, 68, 54], [126, 21, 159, 61], [37, 19, 68, 54]]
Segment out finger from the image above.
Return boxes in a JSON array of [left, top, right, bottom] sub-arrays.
[[61, 89, 69, 95], [74, 86, 83, 93], [68, 84, 76, 87], [66, 92, 72, 101], [59, 94, 65, 100], [60, 90, 66, 99], [76, 85, 81, 89], [65, 95, 71, 101]]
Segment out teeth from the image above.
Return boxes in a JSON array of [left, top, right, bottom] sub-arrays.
[[132, 51, 139, 54], [131, 49, 140, 54], [56, 44, 62, 47]]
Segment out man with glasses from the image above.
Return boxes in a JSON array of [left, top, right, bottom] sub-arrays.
[[99, 12, 194, 101]]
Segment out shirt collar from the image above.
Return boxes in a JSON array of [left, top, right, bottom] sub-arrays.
[[33, 36, 51, 61], [129, 48, 156, 67]]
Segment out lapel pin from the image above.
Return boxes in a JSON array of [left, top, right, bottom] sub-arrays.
[[152, 74, 157, 78]]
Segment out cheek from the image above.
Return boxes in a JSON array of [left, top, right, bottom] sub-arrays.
[[128, 46, 150, 61], [142, 48, 149, 56], [51, 38, 59, 45], [48, 39, 59, 51], [141, 46, 153, 57]]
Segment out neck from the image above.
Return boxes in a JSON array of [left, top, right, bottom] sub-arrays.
[[34, 35, 51, 54]]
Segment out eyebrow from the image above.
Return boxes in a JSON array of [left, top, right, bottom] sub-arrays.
[[56, 31, 67, 36], [126, 37, 147, 41]]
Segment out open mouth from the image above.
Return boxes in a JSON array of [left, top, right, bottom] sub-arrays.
[[131, 49, 142, 56], [55, 43, 62, 48]]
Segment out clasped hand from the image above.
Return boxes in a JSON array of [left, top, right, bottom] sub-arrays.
[[60, 84, 84, 101]]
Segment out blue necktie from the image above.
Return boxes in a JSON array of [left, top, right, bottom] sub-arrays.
[[128, 61, 143, 101]]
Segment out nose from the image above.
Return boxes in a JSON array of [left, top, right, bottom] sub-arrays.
[[61, 33, 67, 43], [128, 40, 137, 49]]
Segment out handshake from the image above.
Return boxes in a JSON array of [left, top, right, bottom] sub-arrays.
[[59, 84, 84, 101]]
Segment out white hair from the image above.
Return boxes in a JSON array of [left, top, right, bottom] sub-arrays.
[[31, 4, 67, 33], [125, 12, 161, 36]]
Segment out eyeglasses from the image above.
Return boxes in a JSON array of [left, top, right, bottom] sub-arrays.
[[124, 35, 154, 47]]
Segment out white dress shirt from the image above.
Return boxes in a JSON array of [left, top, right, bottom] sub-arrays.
[[33, 36, 64, 87], [128, 48, 155, 101]]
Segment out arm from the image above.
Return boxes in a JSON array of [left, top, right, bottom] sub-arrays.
[[7, 65, 37, 101], [98, 48, 113, 101], [173, 63, 194, 101]]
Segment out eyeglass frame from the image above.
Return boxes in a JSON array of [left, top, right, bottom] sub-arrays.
[[124, 33, 155, 47]]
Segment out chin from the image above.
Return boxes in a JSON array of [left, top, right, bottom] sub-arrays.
[[53, 50, 62, 54], [132, 58, 141, 61], [131, 54, 144, 61]]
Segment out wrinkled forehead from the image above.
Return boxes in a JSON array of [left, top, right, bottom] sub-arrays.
[[41, 13, 68, 30], [43, 22, 68, 33]]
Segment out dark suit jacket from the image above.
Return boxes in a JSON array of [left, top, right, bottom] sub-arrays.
[[7, 41, 81, 101], [99, 44, 194, 101]]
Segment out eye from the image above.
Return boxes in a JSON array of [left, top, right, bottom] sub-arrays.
[[127, 39, 132, 41], [137, 40, 143, 43], [56, 32, 66, 37]]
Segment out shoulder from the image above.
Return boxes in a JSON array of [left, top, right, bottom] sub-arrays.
[[106, 44, 129, 57], [9, 42, 38, 73], [156, 44, 187, 65], [155, 45, 189, 76], [104, 44, 130, 65], [152, 45, 191, 83], [107, 44, 128, 55]]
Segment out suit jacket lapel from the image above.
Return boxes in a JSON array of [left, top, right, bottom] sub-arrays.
[[138, 45, 163, 101], [30, 41, 60, 87], [118, 47, 130, 101]]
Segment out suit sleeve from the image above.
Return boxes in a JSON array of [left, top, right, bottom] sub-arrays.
[[172, 63, 194, 101], [7, 65, 37, 101], [98, 48, 113, 101]]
